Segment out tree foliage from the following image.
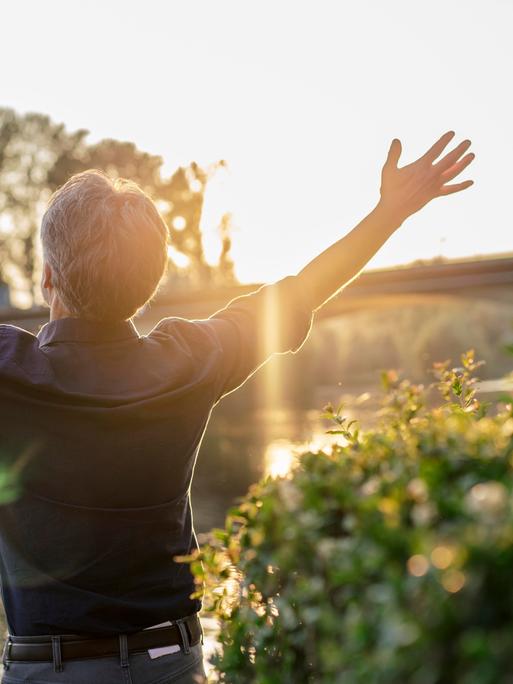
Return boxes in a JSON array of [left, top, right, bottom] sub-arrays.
[[0, 107, 236, 306], [185, 351, 513, 683]]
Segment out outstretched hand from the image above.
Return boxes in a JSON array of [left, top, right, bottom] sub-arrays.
[[379, 131, 475, 224], [296, 130, 475, 312]]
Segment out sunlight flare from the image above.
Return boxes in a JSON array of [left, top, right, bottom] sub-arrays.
[[264, 440, 295, 478]]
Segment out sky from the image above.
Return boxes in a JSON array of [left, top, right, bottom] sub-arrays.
[[1, 0, 512, 284]]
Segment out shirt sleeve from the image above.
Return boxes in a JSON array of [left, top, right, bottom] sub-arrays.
[[201, 274, 314, 402]]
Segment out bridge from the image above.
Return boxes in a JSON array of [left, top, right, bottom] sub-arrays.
[[2, 253, 513, 335]]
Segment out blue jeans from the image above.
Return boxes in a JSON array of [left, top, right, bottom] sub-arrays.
[[1, 642, 206, 683]]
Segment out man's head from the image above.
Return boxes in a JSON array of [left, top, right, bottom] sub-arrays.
[[40, 170, 168, 322]]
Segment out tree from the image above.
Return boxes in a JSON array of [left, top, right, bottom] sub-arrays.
[[0, 108, 87, 304], [0, 107, 236, 307]]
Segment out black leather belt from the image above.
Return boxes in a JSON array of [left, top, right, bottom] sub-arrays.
[[3, 614, 202, 663]]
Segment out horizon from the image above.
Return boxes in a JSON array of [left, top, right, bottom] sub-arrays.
[[2, 250, 512, 318]]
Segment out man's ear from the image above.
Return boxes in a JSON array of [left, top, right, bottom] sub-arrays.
[[41, 261, 53, 305]]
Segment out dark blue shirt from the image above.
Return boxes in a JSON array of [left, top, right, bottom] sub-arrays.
[[0, 275, 313, 636]]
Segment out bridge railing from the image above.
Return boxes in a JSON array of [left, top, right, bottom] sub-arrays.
[[1, 254, 512, 330]]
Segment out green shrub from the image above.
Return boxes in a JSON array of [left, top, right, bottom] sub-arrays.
[[186, 351, 513, 683]]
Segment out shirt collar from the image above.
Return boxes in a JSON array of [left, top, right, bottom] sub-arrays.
[[37, 317, 140, 347]]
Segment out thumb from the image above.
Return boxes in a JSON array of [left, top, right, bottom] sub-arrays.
[[384, 138, 402, 170]]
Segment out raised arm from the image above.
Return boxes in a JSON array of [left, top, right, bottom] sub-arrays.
[[296, 131, 475, 311]]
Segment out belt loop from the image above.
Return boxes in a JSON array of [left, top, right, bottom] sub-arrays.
[[176, 619, 191, 654], [119, 634, 129, 668], [51, 636, 63, 673], [2, 636, 11, 671]]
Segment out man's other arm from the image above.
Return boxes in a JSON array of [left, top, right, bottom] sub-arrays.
[[295, 132, 474, 312], [207, 132, 474, 400]]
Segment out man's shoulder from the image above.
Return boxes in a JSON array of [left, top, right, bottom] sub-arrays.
[[0, 324, 41, 380], [148, 316, 222, 348], [143, 316, 226, 371], [0, 323, 38, 345]]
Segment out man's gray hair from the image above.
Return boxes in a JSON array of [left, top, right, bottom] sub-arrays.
[[41, 170, 168, 321]]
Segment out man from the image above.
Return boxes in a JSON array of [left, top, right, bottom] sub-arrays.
[[0, 132, 473, 683]]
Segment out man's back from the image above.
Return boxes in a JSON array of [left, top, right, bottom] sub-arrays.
[[0, 277, 313, 636]]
